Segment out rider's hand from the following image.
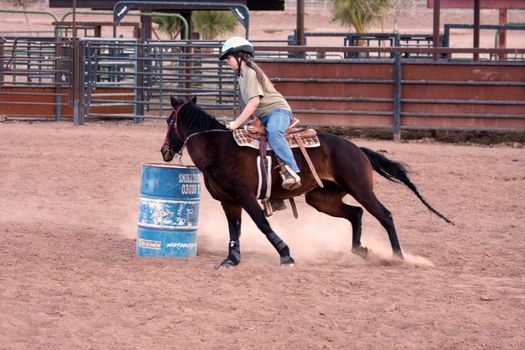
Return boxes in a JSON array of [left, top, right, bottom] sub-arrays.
[[226, 121, 238, 130]]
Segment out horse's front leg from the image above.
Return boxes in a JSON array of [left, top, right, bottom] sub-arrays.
[[218, 202, 243, 269], [241, 196, 295, 267]]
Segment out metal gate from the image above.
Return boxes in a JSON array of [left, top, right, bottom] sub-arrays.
[[1, 37, 524, 138], [78, 39, 238, 123]]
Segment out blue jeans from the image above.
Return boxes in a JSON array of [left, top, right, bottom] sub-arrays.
[[259, 108, 300, 173]]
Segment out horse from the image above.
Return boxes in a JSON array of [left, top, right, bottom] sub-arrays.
[[161, 96, 452, 269]]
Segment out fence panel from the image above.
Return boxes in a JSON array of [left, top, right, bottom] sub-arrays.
[[0, 37, 71, 120], [259, 58, 525, 132], [78, 39, 237, 122], [1, 38, 524, 136]]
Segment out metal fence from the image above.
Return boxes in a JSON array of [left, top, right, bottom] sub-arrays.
[[0, 37, 71, 120], [78, 39, 238, 123], [285, 32, 436, 59], [1, 37, 524, 139], [443, 23, 525, 61]]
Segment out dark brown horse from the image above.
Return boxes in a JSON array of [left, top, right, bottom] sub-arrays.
[[161, 96, 452, 268]]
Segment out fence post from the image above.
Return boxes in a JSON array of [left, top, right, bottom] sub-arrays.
[[393, 52, 402, 141], [72, 38, 84, 125], [136, 40, 145, 122], [54, 40, 62, 121]]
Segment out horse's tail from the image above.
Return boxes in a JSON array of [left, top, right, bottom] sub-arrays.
[[360, 147, 454, 225]]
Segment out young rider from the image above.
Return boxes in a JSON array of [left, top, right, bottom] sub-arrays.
[[220, 36, 301, 190]]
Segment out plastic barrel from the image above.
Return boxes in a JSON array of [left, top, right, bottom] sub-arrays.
[[136, 163, 201, 257]]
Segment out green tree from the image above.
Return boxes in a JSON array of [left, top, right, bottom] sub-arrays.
[[152, 15, 184, 40], [153, 11, 238, 40], [331, 0, 390, 33], [192, 11, 238, 40]]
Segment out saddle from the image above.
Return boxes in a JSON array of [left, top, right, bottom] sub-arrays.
[[233, 117, 325, 217], [233, 118, 321, 150], [246, 117, 303, 136]]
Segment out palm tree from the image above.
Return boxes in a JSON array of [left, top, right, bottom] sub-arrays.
[[192, 11, 238, 40], [152, 15, 184, 40], [153, 11, 238, 40], [331, 0, 390, 33]]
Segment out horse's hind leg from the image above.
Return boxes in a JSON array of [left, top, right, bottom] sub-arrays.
[[352, 189, 403, 259], [218, 202, 243, 269], [305, 183, 368, 259]]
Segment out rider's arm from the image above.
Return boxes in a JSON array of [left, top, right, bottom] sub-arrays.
[[227, 96, 260, 130]]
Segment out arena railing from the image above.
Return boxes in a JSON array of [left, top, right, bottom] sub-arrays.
[[1, 38, 524, 140]]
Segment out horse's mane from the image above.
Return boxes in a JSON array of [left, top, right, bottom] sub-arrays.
[[184, 102, 227, 131]]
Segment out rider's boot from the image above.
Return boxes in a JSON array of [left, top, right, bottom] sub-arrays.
[[281, 165, 301, 190]]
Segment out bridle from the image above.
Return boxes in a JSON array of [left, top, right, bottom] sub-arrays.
[[161, 101, 231, 160], [162, 102, 188, 155]]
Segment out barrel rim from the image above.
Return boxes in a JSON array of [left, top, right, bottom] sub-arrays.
[[142, 163, 200, 170]]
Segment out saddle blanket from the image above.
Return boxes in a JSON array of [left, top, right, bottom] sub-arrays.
[[233, 129, 320, 150]]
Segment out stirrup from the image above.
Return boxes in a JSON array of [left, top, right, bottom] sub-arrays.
[[281, 165, 301, 190]]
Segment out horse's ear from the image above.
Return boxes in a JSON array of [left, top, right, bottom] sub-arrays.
[[191, 95, 197, 104], [170, 95, 183, 109]]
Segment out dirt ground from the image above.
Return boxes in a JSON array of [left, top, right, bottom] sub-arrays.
[[1, 2, 524, 349], [1, 120, 524, 349]]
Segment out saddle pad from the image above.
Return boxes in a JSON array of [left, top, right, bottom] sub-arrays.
[[233, 129, 320, 150]]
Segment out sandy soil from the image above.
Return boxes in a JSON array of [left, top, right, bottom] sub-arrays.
[[1, 2, 524, 349], [0, 120, 524, 349]]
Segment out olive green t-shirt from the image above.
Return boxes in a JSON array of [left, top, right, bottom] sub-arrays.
[[238, 67, 291, 118]]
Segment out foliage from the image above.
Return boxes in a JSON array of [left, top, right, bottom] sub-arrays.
[[153, 11, 237, 40], [152, 15, 184, 40], [387, 0, 416, 32], [331, 0, 391, 33], [192, 11, 238, 40]]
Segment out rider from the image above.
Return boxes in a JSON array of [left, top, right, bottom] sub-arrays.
[[220, 36, 301, 190]]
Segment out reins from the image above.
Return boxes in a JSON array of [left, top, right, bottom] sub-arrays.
[[163, 101, 230, 161], [175, 129, 231, 161]]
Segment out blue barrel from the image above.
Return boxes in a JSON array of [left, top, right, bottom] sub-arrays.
[[136, 163, 201, 258]]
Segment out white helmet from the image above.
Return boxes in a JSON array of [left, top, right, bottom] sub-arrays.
[[219, 37, 253, 60]]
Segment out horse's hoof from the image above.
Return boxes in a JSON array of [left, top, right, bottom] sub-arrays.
[[352, 246, 369, 260], [280, 256, 295, 268], [393, 251, 404, 261], [217, 259, 237, 270]]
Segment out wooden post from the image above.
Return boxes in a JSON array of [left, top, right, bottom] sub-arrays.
[[72, 0, 77, 38], [499, 9, 507, 60], [393, 53, 402, 142], [296, 0, 305, 46], [433, 0, 440, 61], [473, 0, 480, 61], [140, 12, 152, 41]]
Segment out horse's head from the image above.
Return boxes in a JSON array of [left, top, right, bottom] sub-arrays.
[[160, 95, 197, 162]]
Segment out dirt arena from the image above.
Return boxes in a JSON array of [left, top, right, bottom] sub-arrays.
[[1, 121, 524, 349], [1, 2, 525, 349]]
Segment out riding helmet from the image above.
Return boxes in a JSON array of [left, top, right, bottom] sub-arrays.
[[219, 37, 253, 60]]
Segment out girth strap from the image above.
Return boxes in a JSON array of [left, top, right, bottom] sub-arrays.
[[258, 136, 269, 180]]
